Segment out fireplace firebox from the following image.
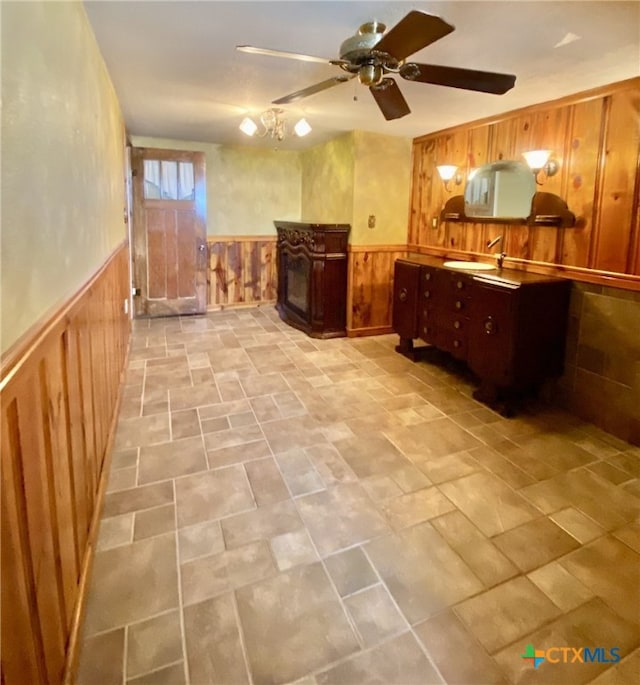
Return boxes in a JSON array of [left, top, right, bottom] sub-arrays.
[[274, 221, 350, 338]]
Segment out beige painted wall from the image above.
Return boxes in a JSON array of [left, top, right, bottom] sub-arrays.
[[300, 133, 355, 227], [352, 130, 412, 246], [1, 0, 126, 353], [130, 137, 301, 236], [299, 131, 412, 245]]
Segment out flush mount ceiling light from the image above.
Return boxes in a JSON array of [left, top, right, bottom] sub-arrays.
[[239, 108, 311, 141], [522, 149, 559, 185]]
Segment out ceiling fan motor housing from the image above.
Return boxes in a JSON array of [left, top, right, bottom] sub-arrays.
[[339, 21, 402, 86]]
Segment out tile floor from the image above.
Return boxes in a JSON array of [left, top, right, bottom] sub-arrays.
[[76, 307, 640, 685]]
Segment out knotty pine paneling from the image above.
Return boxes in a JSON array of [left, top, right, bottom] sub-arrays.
[[208, 236, 276, 307], [409, 78, 640, 290], [348, 246, 408, 335], [1, 242, 130, 685]]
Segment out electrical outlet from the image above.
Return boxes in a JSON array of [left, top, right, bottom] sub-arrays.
[[368, 215, 376, 229]]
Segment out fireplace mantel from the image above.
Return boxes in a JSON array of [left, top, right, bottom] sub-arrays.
[[274, 221, 350, 338]]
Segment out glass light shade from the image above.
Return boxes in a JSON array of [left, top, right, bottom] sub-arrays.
[[522, 149, 552, 171], [294, 118, 312, 137], [436, 165, 458, 181], [239, 117, 258, 136]]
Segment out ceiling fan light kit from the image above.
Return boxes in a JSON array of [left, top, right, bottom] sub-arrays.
[[237, 10, 516, 122]]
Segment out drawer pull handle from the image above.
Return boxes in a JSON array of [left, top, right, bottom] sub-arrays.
[[398, 288, 408, 302], [424, 291, 431, 299], [425, 273, 431, 281], [456, 281, 464, 289], [453, 340, 461, 348], [454, 320, 461, 329], [484, 317, 496, 334], [455, 300, 463, 310]]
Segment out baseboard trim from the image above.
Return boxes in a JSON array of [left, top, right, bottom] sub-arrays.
[[207, 300, 276, 312], [347, 325, 394, 338]]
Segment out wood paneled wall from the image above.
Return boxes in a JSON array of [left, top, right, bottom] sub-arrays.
[[408, 78, 640, 289], [1, 243, 130, 685], [206, 237, 405, 335], [347, 245, 408, 335], [207, 236, 277, 307]]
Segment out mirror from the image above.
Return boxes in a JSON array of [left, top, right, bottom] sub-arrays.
[[464, 161, 535, 219]]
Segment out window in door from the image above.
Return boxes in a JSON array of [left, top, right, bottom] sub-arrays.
[[143, 159, 195, 200]]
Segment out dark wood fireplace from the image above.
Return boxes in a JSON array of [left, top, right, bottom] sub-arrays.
[[274, 221, 350, 338]]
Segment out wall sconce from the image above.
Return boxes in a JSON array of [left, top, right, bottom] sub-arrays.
[[436, 165, 464, 192], [522, 150, 559, 185], [239, 108, 311, 141]]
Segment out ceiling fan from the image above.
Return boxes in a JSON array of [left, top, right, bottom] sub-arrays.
[[237, 10, 516, 121]]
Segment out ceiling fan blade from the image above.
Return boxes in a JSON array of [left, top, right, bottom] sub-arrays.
[[273, 75, 354, 105], [401, 63, 516, 94], [236, 45, 331, 65], [370, 78, 411, 120], [374, 11, 454, 61]]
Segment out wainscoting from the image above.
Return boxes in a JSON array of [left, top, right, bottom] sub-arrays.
[[1, 242, 131, 685], [207, 236, 277, 307], [347, 245, 407, 336]]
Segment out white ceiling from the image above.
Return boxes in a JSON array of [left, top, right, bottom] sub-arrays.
[[84, 1, 640, 150]]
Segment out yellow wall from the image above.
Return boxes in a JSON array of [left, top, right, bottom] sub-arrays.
[[1, 0, 126, 352], [352, 130, 412, 245], [130, 137, 301, 235], [300, 133, 355, 227], [299, 131, 412, 245]]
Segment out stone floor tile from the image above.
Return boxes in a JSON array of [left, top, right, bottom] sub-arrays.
[[184, 593, 249, 685], [439, 471, 541, 537], [207, 439, 272, 469], [296, 483, 390, 556], [454, 576, 562, 654], [170, 408, 200, 439], [106, 466, 138, 493], [492, 516, 581, 572], [343, 583, 407, 647], [245, 457, 290, 505], [138, 436, 207, 485], [126, 609, 182, 679], [323, 546, 379, 597], [559, 535, 640, 625], [612, 519, 640, 553], [102, 481, 174, 519], [113, 413, 171, 450], [221, 499, 304, 549], [493, 598, 640, 685], [333, 435, 410, 478], [366, 522, 483, 624], [96, 513, 133, 551], [588, 648, 640, 684], [83, 533, 179, 635], [550, 506, 606, 544], [236, 562, 359, 685], [527, 560, 595, 611], [76, 628, 124, 685], [126, 662, 186, 685], [181, 540, 276, 606], [381, 487, 455, 530], [270, 529, 318, 571], [178, 519, 225, 563], [175, 464, 255, 528], [414, 609, 508, 685], [133, 504, 175, 541], [169, 383, 221, 410], [315, 631, 443, 685]]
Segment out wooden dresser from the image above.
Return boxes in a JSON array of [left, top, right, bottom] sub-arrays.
[[393, 255, 571, 410]]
